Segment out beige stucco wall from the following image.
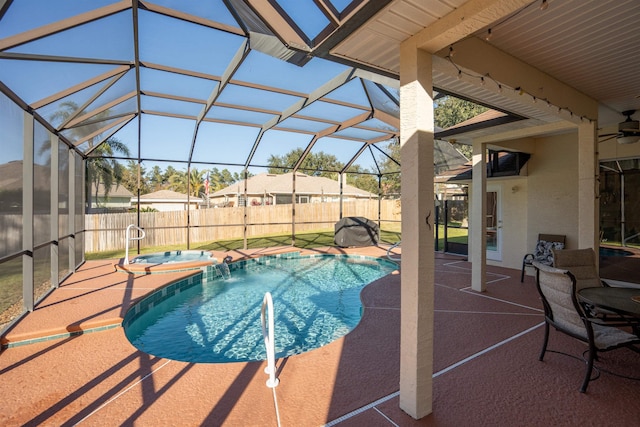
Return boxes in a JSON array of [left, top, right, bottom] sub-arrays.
[[526, 133, 579, 253], [469, 133, 580, 275], [599, 137, 640, 161]]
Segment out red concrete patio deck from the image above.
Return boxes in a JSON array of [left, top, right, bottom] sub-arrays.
[[1, 247, 639, 426]]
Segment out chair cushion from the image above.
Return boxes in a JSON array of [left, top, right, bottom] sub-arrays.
[[553, 248, 601, 290], [534, 240, 565, 265], [592, 323, 640, 350]]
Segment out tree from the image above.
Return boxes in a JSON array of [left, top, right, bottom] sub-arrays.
[[148, 165, 165, 191], [267, 148, 344, 178], [434, 96, 487, 158], [86, 137, 131, 208], [346, 164, 379, 194], [120, 160, 149, 195], [377, 139, 401, 195], [167, 168, 206, 197], [209, 167, 244, 192], [48, 100, 131, 210]]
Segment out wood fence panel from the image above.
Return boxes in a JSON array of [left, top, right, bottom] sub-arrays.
[[84, 200, 401, 253]]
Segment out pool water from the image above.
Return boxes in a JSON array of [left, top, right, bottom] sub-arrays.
[[130, 250, 214, 264], [124, 255, 397, 363], [599, 247, 633, 257]]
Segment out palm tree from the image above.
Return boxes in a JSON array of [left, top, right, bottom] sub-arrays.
[[48, 101, 131, 210], [167, 168, 206, 197], [86, 137, 131, 209]]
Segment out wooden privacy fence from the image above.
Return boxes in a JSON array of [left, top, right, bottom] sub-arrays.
[[84, 200, 402, 253]]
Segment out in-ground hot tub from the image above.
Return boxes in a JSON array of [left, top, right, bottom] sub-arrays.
[[116, 250, 217, 274]]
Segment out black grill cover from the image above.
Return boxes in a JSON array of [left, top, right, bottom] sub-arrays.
[[334, 217, 379, 247]]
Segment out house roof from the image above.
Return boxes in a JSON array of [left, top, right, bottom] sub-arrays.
[[0, 161, 49, 192], [93, 182, 134, 198], [436, 151, 531, 183], [139, 190, 201, 202], [211, 172, 376, 197]]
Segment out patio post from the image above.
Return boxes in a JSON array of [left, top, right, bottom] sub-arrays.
[[470, 140, 487, 292], [577, 122, 599, 252], [399, 42, 435, 419]]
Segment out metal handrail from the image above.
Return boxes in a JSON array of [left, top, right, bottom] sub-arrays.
[[386, 241, 401, 261], [261, 292, 279, 388], [123, 224, 146, 265]]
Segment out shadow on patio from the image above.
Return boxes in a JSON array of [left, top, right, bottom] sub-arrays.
[[1, 249, 639, 426]]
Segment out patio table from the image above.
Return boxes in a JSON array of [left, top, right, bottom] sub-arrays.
[[578, 287, 640, 329]]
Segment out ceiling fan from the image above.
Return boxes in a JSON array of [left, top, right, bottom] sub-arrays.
[[599, 110, 640, 144]]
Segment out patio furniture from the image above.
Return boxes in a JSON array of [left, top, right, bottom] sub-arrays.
[[533, 261, 640, 392], [578, 287, 640, 335], [521, 234, 566, 282], [552, 247, 605, 289]]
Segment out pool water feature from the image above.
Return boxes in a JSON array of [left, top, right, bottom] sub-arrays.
[[116, 250, 217, 274], [123, 254, 397, 363]]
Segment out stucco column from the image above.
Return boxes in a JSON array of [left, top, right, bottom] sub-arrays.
[[470, 140, 487, 292], [577, 121, 599, 250], [399, 42, 435, 419]]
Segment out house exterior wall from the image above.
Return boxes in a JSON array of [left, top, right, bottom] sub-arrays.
[[475, 132, 640, 276], [526, 133, 579, 254], [211, 193, 369, 207], [139, 201, 199, 212], [91, 196, 131, 209], [599, 137, 640, 162], [468, 133, 578, 274]]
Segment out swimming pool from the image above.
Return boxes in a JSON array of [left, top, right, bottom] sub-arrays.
[[123, 254, 397, 363], [116, 250, 217, 274], [599, 247, 634, 257]]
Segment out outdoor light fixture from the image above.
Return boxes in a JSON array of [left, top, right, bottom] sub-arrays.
[[485, 28, 493, 41], [540, 0, 549, 11]]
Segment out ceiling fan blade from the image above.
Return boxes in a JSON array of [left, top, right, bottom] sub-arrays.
[[598, 135, 617, 143]]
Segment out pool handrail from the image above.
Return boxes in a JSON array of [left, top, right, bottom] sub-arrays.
[[123, 224, 146, 265], [261, 292, 279, 388], [386, 241, 401, 262]]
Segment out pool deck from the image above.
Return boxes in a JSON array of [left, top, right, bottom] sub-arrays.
[[1, 246, 640, 426]]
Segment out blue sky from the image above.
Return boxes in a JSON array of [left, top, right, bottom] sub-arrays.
[[0, 0, 399, 177]]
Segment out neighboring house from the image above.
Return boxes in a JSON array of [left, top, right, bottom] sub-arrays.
[[138, 190, 202, 211], [209, 172, 376, 207], [88, 183, 134, 213]]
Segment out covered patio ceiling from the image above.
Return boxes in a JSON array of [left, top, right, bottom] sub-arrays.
[[327, 0, 640, 145]]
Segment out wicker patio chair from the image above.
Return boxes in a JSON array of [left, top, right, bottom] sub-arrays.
[[521, 233, 565, 282], [532, 261, 640, 392]]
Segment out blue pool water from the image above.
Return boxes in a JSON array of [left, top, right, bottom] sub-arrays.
[[130, 250, 214, 264], [599, 247, 633, 257], [123, 255, 397, 363]]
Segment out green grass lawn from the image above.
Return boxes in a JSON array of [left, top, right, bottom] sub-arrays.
[[85, 226, 470, 260], [85, 229, 403, 260]]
